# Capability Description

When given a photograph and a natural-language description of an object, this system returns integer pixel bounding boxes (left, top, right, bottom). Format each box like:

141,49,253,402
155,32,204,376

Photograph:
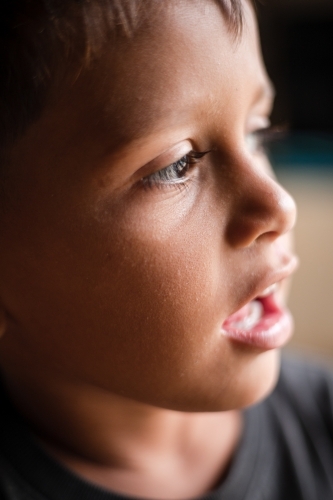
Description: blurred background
257,0,333,360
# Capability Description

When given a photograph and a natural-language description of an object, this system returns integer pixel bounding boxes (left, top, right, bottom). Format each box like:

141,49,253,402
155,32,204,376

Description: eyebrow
106,102,193,153
105,79,277,159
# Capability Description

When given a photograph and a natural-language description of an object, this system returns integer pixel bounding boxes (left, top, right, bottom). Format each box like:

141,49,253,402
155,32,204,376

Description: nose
225,163,297,248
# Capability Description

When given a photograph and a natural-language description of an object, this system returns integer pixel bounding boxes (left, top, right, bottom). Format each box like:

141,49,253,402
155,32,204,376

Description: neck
1,365,242,499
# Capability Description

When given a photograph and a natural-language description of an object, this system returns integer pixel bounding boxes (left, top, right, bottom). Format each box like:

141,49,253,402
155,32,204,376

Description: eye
246,131,263,154
142,150,210,190
245,125,283,155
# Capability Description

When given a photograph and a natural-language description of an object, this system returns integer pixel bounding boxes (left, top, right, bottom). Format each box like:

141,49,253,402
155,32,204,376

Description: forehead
40,0,270,158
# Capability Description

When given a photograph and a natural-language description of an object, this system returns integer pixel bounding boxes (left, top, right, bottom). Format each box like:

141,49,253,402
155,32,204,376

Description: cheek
79,201,280,411
94,187,225,334
92,205,225,363
1,189,226,390
0,185,280,411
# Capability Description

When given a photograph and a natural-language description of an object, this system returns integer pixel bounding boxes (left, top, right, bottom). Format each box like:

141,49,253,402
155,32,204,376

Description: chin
229,348,282,411
177,349,282,413
153,349,282,414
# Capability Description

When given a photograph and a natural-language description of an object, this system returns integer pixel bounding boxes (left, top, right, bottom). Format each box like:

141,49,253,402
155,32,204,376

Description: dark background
254,1,333,360
257,0,333,133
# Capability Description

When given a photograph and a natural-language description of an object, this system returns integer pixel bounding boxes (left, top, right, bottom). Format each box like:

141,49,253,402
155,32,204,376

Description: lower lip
221,294,293,350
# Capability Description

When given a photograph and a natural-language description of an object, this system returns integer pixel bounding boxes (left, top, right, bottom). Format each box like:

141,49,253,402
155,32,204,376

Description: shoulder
278,355,333,407
268,354,333,437
254,355,333,499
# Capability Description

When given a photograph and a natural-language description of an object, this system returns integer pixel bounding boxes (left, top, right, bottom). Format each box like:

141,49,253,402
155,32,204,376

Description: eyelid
135,141,194,180
141,149,211,190
147,150,210,178
247,116,271,133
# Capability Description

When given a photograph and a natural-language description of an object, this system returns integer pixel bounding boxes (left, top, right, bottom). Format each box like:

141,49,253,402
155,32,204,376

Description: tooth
258,283,277,298
233,301,263,330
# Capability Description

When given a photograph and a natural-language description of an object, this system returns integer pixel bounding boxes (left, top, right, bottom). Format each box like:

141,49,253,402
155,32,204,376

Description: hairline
0,0,246,172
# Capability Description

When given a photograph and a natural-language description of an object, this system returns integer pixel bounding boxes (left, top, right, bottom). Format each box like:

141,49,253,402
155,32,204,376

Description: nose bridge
225,163,297,248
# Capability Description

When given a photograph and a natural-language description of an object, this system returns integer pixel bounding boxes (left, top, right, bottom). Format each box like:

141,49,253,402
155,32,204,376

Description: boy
0,0,333,499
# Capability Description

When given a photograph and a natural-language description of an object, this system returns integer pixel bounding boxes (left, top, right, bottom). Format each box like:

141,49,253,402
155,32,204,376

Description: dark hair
0,0,244,160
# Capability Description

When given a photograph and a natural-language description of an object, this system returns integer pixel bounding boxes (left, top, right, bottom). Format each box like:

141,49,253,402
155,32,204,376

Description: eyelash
246,125,285,154
142,150,210,190
141,125,284,190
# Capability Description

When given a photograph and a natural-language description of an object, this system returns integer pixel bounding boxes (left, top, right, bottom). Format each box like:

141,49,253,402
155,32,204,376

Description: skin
0,1,297,498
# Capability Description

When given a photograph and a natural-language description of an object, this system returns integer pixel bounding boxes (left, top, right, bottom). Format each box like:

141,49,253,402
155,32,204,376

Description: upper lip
257,253,299,296
226,253,299,318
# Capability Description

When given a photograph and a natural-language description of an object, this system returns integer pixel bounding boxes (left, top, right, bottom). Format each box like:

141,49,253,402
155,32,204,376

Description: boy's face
0,0,297,411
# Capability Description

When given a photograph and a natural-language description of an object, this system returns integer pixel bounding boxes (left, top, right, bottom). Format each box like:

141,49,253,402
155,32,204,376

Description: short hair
0,0,244,161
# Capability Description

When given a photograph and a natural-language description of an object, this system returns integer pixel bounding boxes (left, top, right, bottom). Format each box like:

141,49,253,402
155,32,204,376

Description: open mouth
221,283,293,350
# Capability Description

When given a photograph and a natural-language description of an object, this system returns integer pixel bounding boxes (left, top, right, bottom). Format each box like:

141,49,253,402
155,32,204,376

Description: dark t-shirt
1,357,333,500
